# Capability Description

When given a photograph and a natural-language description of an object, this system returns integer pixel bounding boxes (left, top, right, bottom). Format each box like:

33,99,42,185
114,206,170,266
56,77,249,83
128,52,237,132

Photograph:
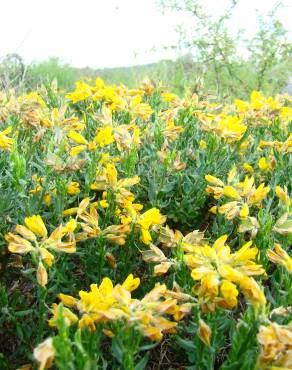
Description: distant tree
158,0,292,98
26,57,77,89
0,53,26,91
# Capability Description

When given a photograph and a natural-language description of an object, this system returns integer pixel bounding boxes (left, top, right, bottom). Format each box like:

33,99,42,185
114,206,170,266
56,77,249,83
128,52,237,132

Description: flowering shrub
0,79,291,369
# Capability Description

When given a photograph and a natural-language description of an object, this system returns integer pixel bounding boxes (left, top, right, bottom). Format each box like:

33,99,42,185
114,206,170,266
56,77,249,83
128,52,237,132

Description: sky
0,0,291,69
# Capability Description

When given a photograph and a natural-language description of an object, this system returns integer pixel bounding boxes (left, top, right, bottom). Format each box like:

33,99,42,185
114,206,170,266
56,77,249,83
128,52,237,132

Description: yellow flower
0,126,14,151
209,206,217,214
67,181,80,195
267,244,292,273
43,193,52,206
122,274,140,292
219,201,241,220
140,228,152,244
6,215,77,286
51,277,187,342
79,315,96,332
161,92,180,104
65,81,92,103
205,175,224,187
275,186,290,206
105,163,117,186
219,280,238,308
69,145,88,156
99,199,109,208
63,207,78,216
257,322,292,368
197,319,212,346
48,303,78,327
37,263,48,287
247,183,270,206
5,233,35,254
239,203,249,218
68,130,88,145
102,328,114,338
39,247,54,267
258,157,271,172
238,276,266,313
223,186,241,200
250,91,265,110
216,115,247,142
184,235,265,311
130,95,153,121
199,139,207,149
137,208,166,244
58,293,78,308
15,225,36,241
64,219,77,233
243,163,254,174
33,338,55,370
234,98,249,113
24,215,48,238
95,126,115,148
138,208,166,230
207,174,270,221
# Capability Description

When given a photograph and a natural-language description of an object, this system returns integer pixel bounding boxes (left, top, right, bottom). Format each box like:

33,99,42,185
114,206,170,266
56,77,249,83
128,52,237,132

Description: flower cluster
257,322,292,369
5,215,76,286
1,79,291,369
184,235,266,312
49,274,192,341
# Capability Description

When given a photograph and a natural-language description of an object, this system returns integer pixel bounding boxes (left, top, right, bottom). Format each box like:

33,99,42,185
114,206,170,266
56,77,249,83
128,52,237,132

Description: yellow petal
68,130,88,145
37,263,48,287
239,203,249,218
122,274,140,292
33,338,55,370
197,319,212,346
24,215,47,238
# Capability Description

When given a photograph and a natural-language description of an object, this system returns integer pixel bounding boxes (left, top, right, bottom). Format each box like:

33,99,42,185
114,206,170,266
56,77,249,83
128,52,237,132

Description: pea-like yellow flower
275,186,290,206
6,216,76,286
0,127,14,151
197,140,206,150
184,235,265,312
197,319,212,346
37,262,48,287
243,163,254,174
33,338,55,370
256,322,292,369
67,181,80,195
68,131,88,145
267,244,292,273
49,275,190,341
137,208,166,244
129,95,153,121
258,157,271,172
25,215,48,238
206,174,270,221
95,126,115,148
65,81,92,103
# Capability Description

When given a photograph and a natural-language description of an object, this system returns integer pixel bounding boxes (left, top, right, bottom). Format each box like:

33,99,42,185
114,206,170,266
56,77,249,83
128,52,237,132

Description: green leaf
134,352,150,370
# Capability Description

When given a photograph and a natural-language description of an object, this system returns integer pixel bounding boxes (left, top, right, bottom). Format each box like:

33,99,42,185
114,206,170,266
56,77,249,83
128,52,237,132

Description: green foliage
159,0,292,98
0,52,291,369
26,57,77,89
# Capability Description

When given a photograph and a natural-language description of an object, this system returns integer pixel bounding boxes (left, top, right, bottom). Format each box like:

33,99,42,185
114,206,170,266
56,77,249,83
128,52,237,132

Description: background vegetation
0,1,291,98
